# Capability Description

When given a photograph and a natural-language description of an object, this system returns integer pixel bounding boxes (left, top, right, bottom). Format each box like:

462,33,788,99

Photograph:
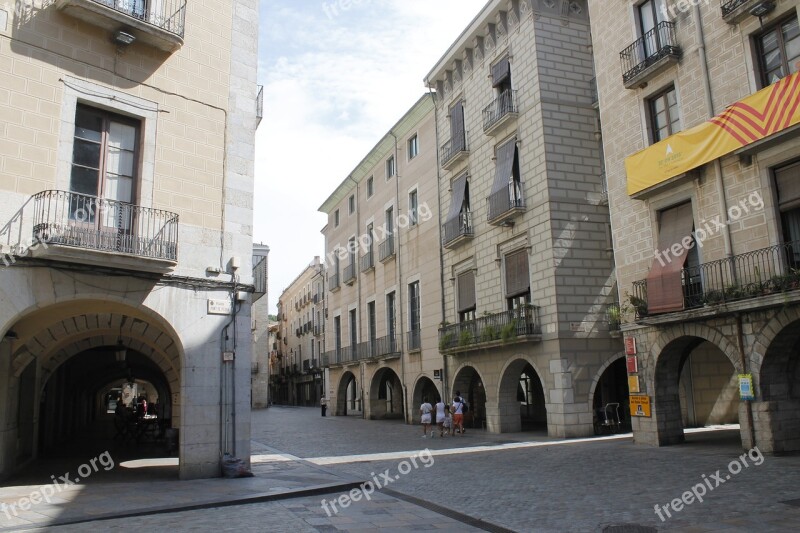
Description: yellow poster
629,395,651,417
626,72,800,195
627,375,640,393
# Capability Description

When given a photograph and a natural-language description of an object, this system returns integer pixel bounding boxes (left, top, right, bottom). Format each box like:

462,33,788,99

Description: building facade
274,257,325,406
425,0,622,438
589,0,800,452
0,0,260,479
319,95,445,422
251,243,270,408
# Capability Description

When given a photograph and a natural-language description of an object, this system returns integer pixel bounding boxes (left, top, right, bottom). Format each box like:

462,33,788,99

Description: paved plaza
1,406,799,531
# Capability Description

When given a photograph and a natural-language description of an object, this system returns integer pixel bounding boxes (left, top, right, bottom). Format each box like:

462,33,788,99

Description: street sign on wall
629,395,651,417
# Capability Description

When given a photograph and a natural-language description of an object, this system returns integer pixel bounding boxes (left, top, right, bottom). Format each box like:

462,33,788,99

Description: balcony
606,303,621,337
303,359,310,373
0,190,178,273
438,307,541,354
589,77,599,108
252,255,267,303
56,0,187,52
442,211,474,249
721,0,770,24
256,85,264,128
407,329,421,352
343,263,357,285
440,133,469,171
314,325,321,336
357,335,400,360
360,251,375,273
620,21,681,89
487,181,526,226
631,240,800,322
483,90,518,136
251,362,259,375
379,236,395,263
329,273,340,292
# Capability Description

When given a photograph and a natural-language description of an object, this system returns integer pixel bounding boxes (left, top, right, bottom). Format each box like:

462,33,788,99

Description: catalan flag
626,71,800,196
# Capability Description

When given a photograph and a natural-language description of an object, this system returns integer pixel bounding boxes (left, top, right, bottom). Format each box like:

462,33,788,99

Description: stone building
275,257,325,406
588,0,800,452
0,0,260,479
251,243,270,408
319,94,445,422
424,0,622,437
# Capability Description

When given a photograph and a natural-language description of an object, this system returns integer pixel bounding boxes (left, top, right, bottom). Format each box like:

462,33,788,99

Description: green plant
439,332,455,351
607,305,621,330
458,329,474,347
481,324,499,342
724,285,745,300
627,293,648,316
704,289,723,304
501,319,518,342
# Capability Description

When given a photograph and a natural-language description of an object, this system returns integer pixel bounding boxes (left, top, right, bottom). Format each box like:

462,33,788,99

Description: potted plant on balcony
626,293,648,317
704,289,723,305
439,331,455,352
481,324,499,343
458,329,474,347
500,319,518,343
607,305,621,333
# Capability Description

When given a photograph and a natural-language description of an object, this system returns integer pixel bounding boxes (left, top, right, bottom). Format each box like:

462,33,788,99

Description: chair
599,402,621,433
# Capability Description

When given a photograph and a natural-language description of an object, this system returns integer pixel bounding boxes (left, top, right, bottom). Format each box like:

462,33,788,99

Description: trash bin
321,403,327,417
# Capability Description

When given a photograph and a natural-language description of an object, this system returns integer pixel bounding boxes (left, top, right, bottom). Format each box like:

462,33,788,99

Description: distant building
251,243,270,408
589,0,800,452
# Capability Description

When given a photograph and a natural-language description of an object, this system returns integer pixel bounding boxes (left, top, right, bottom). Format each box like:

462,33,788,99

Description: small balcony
407,329,421,352
631,240,800,321
314,325,321,336
589,77,599,108
379,236,395,263
356,335,400,361
252,255,267,303
487,182,526,226
483,90,518,136
251,362,259,375
440,133,469,171
360,251,375,273
329,273,340,292
0,190,179,273
256,85,264,129
606,302,621,337
442,211,474,249
620,21,681,89
721,0,770,24
438,307,542,354
343,263,356,285
56,0,187,52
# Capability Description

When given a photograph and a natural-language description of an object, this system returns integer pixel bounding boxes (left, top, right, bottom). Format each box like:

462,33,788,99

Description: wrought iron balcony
487,181,526,225
252,255,267,303
407,329,421,351
632,240,800,319
303,359,311,373
442,211,474,249
56,0,187,52
0,190,178,272
620,21,681,89
721,0,769,24
360,250,375,272
606,302,621,333
357,335,400,360
440,132,469,171
438,307,541,353
589,77,598,108
483,90,518,135
251,362,259,374
256,85,264,128
343,263,356,285
329,273,340,291
379,236,395,262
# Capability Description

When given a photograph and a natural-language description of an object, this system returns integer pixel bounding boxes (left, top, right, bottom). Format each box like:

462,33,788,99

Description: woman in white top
434,399,446,437
419,396,433,437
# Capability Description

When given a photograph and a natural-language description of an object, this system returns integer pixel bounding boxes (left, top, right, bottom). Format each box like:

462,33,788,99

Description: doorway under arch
369,367,404,420
497,359,545,433
411,376,440,424
336,371,361,416
452,365,487,430
591,356,630,434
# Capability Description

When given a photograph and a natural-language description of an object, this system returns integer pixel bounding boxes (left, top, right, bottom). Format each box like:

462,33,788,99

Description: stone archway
411,375,440,424
589,354,629,434
497,358,546,433
369,367,404,420
451,365,487,431
336,371,360,416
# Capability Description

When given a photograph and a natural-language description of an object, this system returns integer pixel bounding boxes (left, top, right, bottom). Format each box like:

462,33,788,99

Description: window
367,222,374,256
334,316,341,353
637,0,668,57
647,86,681,143
368,301,376,342
492,55,511,94
386,291,396,340
408,135,419,159
504,249,530,309
71,105,139,225
349,195,355,214
385,206,394,236
367,176,374,198
449,100,466,151
349,309,357,348
408,189,418,226
334,209,339,227
489,138,522,220
775,161,800,265
457,270,476,322
386,155,395,179
408,281,420,333
756,15,800,87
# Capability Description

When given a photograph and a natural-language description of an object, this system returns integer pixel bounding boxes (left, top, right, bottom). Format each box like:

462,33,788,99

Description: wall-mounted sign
739,374,755,400
627,375,640,393
630,395,651,417
570,322,585,332
222,351,235,362
624,337,637,355
208,298,233,315
626,355,638,374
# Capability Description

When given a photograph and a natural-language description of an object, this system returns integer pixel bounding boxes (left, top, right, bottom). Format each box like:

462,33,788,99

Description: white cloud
254,0,486,312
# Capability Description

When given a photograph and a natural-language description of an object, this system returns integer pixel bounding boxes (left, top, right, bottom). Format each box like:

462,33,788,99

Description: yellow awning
626,72,800,196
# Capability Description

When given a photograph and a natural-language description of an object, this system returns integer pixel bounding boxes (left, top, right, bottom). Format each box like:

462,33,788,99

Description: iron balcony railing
589,77,598,106
442,211,473,247
620,21,680,85
90,0,187,37
632,240,800,317
379,236,395,261
407,329,421,351
31,190,178,261
343,263,356,284
303,359,310,373
439,131,468,168
251,362,259,374
256,85,264,128
488,181,526,222
360,250,375,272
358,335,399,359
721,0,755,17
438,307,541,351
329,273,340,291
606,302,621,331
483,90,518,132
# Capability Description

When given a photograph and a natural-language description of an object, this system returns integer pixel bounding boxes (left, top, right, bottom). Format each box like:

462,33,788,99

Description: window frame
754,13,800,89
646,85,681,144
386,155,396,180
349,194,355,215
408,280,420,333
334,209,340,227
407,134,419,160
408,188,418,227
366,176,374,198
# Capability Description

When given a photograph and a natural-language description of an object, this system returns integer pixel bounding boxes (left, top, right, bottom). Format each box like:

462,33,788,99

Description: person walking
452,394,465,435
420,396,433,438
434,397,446,437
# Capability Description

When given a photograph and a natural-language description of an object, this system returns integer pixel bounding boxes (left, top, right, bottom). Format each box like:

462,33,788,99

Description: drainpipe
388,129,408,423
694,4,753,448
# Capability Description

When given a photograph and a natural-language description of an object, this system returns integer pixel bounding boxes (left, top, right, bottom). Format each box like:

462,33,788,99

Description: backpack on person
461,401,469,414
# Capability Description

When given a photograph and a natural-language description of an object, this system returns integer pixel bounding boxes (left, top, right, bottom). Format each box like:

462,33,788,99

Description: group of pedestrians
419,391,467,438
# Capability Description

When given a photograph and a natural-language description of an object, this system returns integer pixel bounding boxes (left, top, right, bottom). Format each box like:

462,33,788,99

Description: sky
253,0,487,314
